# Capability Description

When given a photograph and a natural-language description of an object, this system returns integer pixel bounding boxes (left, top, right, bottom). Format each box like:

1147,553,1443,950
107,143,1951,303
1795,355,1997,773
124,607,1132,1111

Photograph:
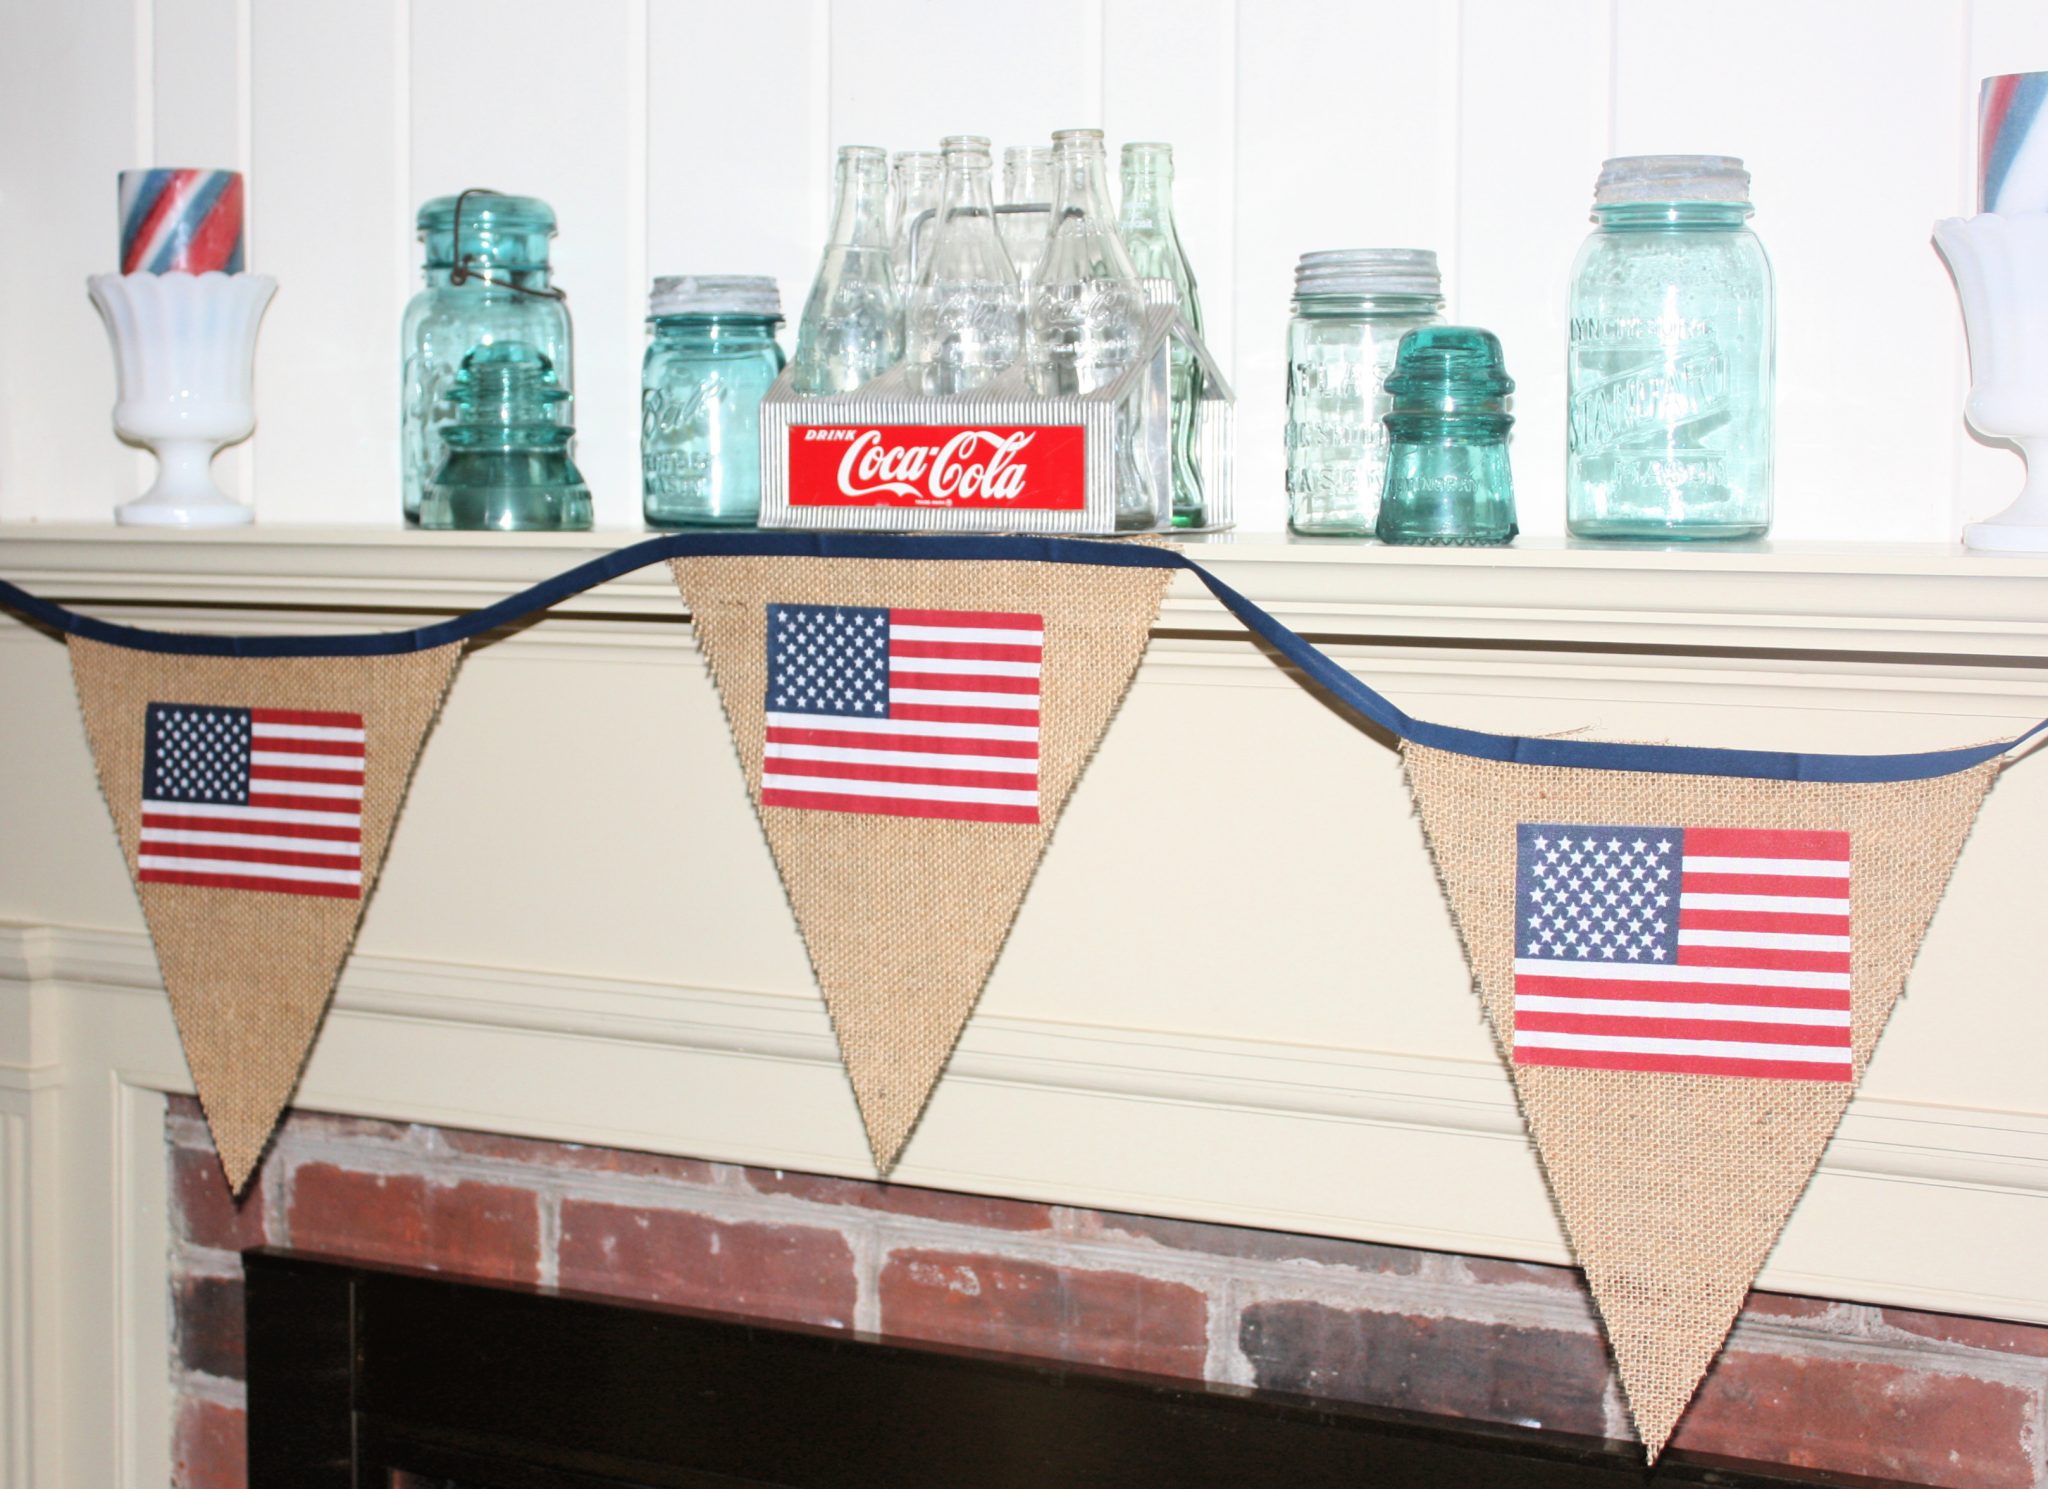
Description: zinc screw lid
649,275,782,318
1293,248,1442,298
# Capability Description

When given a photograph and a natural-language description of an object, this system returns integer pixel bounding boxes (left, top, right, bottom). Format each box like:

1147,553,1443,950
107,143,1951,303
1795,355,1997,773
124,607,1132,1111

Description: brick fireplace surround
166,1100,2045,1488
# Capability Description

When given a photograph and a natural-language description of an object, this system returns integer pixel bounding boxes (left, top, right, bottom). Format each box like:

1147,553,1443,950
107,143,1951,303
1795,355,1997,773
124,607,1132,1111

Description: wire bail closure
447,187,567,301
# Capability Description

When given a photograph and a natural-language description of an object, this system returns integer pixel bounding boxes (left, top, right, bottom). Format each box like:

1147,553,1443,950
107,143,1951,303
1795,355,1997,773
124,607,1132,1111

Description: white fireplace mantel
2,524,2046,1489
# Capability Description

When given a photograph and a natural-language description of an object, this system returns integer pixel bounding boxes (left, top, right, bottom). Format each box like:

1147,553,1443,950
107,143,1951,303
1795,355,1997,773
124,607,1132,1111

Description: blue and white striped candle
118,168,245,274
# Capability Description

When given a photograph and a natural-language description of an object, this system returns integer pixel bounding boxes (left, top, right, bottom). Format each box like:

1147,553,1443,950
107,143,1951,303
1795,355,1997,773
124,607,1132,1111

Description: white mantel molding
4,524,2048,658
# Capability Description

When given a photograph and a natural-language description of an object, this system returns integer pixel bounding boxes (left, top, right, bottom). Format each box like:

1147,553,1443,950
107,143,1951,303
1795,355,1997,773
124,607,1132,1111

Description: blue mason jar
1566,156,1774,540
401,193,573,525
641,276,785,528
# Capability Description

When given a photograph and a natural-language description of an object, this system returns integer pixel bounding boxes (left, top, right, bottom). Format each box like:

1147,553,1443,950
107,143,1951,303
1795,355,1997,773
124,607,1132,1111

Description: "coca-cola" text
787,424,1087,510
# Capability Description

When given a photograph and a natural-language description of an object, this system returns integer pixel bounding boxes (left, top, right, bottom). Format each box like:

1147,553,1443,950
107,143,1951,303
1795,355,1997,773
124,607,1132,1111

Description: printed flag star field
762,604,1043,824
1512,824,1854,1081
138,703,366,899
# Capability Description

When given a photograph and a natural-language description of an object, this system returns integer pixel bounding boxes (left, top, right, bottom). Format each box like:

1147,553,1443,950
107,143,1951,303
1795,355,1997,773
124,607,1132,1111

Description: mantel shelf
3,523,2046,660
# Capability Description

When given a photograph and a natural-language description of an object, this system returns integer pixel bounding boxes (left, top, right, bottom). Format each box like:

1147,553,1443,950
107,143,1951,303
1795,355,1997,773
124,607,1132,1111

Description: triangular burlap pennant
674,553,1170,1172
68,636,462,1191
1402,741,2000,1459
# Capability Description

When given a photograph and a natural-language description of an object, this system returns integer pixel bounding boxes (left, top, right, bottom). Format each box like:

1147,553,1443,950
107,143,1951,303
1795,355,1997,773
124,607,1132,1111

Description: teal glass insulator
419,342,591,531
1375,325,1517,547
642,276,785,528
401,192,573,524
1566,156,1774,541
1285,250,1444,536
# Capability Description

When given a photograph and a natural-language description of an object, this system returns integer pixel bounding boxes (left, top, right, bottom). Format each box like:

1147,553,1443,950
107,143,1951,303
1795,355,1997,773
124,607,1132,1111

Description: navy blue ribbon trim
3,531,2039,785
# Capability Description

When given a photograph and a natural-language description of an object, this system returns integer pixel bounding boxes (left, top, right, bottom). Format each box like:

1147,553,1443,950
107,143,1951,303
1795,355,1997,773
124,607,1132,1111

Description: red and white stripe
1513,827,1853,1082
762,608,1042,825
138,709,365,900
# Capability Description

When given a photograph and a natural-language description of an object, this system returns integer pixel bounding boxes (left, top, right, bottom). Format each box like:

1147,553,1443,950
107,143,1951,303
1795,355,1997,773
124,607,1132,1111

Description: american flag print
1512,824,1853,1082
761,604,1043,825
137,704,366,900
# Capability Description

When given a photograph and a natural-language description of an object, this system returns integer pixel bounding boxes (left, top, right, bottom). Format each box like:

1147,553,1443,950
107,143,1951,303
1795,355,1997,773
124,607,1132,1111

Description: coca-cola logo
788,424,1087,510
838,428,1032,503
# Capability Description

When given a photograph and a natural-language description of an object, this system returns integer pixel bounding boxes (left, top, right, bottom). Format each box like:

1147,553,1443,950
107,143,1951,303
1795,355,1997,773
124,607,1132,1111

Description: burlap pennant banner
672,552,1172,1172
67,635,461,1190
1402,741,2002,1457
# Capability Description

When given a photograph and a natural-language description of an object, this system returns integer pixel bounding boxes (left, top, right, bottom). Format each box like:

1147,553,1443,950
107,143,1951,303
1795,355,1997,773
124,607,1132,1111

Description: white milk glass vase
88,269,276,526
1935,211,2048,553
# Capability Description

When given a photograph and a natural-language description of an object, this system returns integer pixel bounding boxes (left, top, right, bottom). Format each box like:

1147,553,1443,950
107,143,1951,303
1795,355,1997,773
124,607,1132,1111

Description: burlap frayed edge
67,640,466,1192
673,554,1174,1173
1397,739,2012,1458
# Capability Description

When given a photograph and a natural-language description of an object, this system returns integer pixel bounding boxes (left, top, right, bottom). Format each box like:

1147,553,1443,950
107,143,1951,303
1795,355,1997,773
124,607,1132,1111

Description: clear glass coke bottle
1118,141,1206,526
792,146,903,396
906,137,1022,395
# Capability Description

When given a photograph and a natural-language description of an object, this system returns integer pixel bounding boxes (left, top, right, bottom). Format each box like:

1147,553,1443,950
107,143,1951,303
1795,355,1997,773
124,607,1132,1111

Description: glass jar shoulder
1569,221,1771,294
644,321,785,382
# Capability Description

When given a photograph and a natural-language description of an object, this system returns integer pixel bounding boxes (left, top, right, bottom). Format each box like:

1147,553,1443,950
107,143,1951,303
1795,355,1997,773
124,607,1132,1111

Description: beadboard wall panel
247,0,406,523
1610,2,1968,545
1452,0,1610,523
0,0,143,523
6,2,2048,531
647,0,828,343
1101,0,1238,373
409,0,646,528
1230,2,1460,524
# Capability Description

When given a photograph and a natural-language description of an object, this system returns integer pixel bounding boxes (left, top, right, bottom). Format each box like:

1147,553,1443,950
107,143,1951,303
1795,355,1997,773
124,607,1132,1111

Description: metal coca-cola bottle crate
758,306,1233,534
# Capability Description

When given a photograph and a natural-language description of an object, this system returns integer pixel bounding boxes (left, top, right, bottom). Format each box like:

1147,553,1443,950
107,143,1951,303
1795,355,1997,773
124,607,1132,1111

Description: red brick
1238,1299,1611,1438
441,1128,716,1185
174,1273,245,1380
878,1248,1208,1378
1068,1210,1422,1273
1672,1348,2037,1487
745,1168,1052,1231
171,1146,267,1253
173,1398,245,1489
558,1201,857,1328
286,1164,540,1283
1877,1306,2048,1360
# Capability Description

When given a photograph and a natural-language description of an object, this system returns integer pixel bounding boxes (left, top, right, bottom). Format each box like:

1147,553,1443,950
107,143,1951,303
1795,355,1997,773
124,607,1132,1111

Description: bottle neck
938,153,999,227
1120,155,1177,233
831,159,892,248
1051,141,1119,228
1004,150,1055,205
1592,200,1752,233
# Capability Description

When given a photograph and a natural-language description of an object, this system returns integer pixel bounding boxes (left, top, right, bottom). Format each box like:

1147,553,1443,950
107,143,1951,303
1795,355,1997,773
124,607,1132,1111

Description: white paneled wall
4,0,2048,536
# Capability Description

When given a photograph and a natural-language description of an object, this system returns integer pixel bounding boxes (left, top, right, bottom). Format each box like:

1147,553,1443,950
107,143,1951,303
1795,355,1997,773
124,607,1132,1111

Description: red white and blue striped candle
118,168,245,274
1980,73,2048,214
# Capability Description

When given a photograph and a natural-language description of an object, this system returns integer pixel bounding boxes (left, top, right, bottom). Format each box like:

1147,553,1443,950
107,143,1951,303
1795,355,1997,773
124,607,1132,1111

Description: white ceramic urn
87,270,277,526
1934,211,2048,553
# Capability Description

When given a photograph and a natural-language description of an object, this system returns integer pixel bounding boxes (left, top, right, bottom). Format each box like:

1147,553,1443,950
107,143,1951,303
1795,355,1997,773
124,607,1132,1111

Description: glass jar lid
1593,155,1750,205
417,192,556,270
649,275,782,318
1293,248,1441,299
